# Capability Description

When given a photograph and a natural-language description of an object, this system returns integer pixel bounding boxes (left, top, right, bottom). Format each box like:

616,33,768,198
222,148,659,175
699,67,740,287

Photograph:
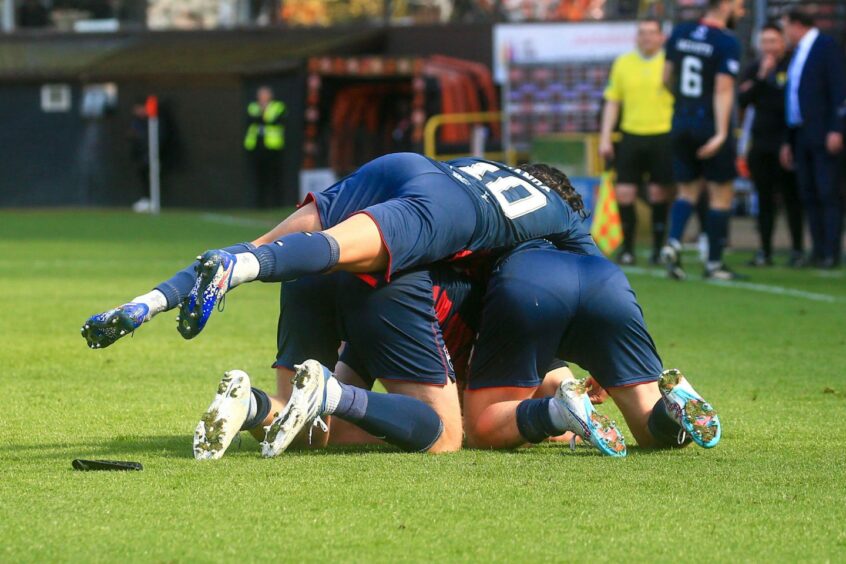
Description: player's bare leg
381,378,463,453
607,369,721,449
463,386,538,449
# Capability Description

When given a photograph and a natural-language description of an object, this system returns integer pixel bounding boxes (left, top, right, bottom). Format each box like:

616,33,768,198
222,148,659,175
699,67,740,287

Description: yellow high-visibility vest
244,100,286,151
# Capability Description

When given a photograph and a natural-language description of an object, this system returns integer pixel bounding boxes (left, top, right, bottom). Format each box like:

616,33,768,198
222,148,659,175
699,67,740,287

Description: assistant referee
599,17,675,265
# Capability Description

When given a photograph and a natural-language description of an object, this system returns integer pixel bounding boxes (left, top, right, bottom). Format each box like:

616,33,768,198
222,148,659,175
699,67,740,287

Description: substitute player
463,240,721,451
599,17,675,265
81,154,592,349
660,0,746,280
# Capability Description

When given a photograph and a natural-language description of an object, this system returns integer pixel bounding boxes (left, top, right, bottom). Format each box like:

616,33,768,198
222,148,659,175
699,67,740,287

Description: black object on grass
72,459,143,471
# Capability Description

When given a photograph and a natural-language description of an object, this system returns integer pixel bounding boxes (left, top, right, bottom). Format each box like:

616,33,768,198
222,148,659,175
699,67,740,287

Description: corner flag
590,172,622,256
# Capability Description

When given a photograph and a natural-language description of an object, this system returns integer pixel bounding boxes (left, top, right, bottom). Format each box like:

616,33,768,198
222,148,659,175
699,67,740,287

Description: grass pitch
1,210,845,562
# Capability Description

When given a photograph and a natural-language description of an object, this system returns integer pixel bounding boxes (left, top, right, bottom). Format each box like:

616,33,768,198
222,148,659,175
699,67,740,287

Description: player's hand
585,376,608,404
780,143,794,170
696,134,727,160
757,54,776,79
826,132,843,155
598,137,614,160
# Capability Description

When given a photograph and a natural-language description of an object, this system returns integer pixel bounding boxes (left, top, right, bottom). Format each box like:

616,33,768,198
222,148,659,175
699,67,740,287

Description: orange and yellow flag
590,172,623,256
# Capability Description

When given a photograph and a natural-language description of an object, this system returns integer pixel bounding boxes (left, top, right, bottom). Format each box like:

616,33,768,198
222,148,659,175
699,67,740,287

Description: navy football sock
647,398,691,448
668,200,694,244
331,382,443,452
515,398,562,444
706,209,730,264
155,242,255,309
241,387,272,431
250,232,340,283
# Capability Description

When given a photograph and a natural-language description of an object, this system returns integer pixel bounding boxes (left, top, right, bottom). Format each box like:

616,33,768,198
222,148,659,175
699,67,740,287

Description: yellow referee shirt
604,50,673,135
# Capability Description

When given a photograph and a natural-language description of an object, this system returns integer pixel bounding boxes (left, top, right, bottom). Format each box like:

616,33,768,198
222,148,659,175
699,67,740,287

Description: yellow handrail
423,111,506,162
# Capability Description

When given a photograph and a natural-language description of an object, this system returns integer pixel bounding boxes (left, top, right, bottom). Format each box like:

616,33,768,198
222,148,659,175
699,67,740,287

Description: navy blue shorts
468,245,663,390
671,122,737,183
305,153,478,279
274,267,479,387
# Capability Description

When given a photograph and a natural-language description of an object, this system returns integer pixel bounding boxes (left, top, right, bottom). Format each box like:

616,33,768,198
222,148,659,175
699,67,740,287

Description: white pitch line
622,266,845,304
199,213,277,229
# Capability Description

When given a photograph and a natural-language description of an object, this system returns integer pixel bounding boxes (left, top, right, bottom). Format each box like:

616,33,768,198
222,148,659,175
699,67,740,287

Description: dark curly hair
520,163,586,217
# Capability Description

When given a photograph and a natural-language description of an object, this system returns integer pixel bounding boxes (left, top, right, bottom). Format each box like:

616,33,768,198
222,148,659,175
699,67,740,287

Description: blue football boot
554,378,627,457
81,303,149,349
658,369,721,448
177,249,236,340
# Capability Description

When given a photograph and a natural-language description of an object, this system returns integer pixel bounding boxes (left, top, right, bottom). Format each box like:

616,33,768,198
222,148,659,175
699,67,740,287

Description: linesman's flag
590,172,622,256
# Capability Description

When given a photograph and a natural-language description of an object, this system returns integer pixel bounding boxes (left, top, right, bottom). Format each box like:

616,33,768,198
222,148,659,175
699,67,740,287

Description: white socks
323,375,343,416
231,252,261,287
130,290,168,321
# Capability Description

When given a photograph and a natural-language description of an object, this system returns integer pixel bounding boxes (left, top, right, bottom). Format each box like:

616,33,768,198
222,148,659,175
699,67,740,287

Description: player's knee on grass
382,379,462,453
463,386,537,449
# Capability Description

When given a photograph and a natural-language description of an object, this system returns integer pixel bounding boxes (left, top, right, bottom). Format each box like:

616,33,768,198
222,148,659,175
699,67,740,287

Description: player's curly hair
521,163,586,218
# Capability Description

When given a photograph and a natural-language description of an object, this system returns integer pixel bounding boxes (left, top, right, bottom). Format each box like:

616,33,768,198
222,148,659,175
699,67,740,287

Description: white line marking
622,266,845,304
199,213,276,229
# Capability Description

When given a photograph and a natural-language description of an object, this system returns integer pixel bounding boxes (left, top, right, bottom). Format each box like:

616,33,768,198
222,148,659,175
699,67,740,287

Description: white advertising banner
493,22,638,83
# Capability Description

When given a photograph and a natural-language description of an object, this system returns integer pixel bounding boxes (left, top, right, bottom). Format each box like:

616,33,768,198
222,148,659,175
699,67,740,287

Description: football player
81,154,592,349
463,240,721,451
661,0,746,280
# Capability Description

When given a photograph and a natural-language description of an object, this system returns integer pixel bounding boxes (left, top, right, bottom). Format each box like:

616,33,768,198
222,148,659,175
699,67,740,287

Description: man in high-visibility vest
245,86,286,207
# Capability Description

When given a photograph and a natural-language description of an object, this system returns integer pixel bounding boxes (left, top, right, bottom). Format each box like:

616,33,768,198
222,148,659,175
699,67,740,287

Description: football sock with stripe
154,242,256,310
706,209,730,265
326,377,443,452
619,203,636,254
647,398,691,448
516,398,566,444
247,232,341,283
241,387,272,431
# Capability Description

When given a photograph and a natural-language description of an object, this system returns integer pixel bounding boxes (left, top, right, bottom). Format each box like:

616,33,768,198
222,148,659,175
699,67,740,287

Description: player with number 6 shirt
661,0,746,281
81,152,596,349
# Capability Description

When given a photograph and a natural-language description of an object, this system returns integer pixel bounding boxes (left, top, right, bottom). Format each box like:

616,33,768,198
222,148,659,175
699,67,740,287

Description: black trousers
793,132,843,262
251,149,282,208
748,146,803,256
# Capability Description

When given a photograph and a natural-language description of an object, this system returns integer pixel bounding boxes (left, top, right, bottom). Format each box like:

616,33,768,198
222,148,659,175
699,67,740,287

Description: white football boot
193,370,251,460
261,360,330,458
658,369,721,448
554,379,627,457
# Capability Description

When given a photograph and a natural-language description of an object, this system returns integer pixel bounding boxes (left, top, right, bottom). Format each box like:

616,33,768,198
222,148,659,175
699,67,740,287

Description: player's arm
663,60,674,91
696,74,735,159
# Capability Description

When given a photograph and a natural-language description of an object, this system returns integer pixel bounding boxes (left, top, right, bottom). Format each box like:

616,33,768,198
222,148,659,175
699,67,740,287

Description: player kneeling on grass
81,153,590,349
193,265,620,459
462,241,721,451
193,267,472,459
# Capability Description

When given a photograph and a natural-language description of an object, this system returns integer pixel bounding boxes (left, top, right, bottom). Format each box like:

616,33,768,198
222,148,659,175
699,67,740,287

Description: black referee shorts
615,132,674,186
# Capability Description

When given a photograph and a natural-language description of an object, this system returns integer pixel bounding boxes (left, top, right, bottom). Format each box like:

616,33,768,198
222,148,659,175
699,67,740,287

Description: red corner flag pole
145,95,161,215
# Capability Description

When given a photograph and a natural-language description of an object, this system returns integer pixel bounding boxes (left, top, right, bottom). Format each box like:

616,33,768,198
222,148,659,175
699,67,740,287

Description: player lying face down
463,240,721,452
81,153,591,350
192,266,477,458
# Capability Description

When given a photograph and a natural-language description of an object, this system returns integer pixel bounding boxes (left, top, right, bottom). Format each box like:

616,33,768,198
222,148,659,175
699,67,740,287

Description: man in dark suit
781,9,846,268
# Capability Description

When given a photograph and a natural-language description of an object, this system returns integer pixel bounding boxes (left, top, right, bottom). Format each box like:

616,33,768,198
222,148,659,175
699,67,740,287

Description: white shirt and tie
786,27,820,126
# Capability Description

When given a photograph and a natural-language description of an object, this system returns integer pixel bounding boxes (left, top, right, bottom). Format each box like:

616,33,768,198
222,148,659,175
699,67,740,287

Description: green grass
2,210,845,562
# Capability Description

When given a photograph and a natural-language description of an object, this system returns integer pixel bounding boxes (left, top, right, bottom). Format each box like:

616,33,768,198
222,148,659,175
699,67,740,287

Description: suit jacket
791,33,846,143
